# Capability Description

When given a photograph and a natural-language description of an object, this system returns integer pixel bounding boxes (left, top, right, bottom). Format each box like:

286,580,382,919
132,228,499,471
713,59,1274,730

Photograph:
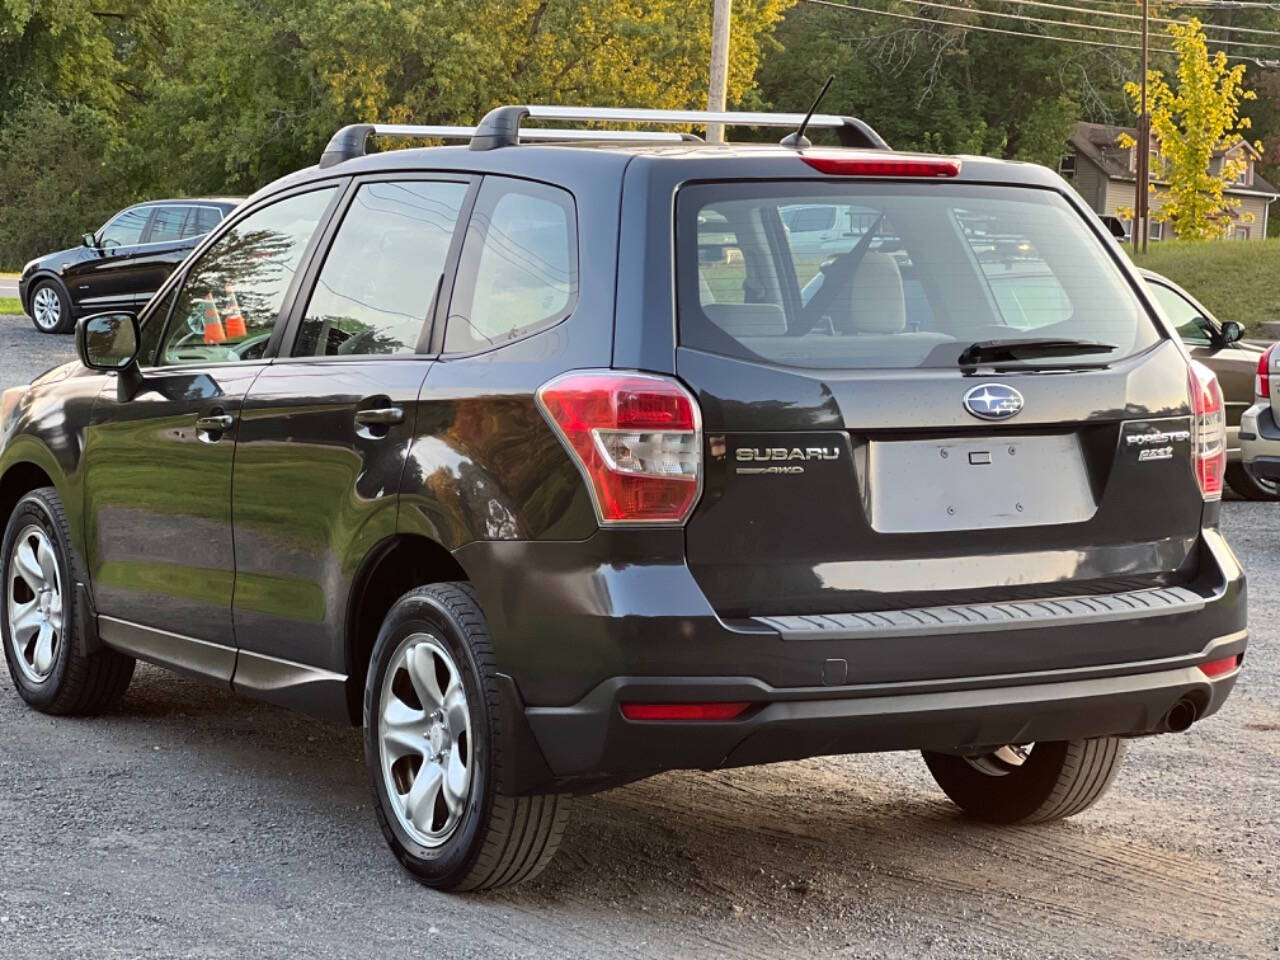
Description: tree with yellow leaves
1119,18,1257,240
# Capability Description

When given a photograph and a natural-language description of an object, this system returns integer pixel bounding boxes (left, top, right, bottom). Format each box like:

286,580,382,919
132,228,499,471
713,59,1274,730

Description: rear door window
182,206,224,239
293,180,468,357
144,206,188,244
443,177,578,354
678,183,1158,370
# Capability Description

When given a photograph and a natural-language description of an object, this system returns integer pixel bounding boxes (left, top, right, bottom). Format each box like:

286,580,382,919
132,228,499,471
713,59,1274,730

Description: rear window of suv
677,182,1159,370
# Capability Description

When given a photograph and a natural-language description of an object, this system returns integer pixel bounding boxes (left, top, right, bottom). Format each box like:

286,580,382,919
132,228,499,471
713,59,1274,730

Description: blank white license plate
867,434,1096,533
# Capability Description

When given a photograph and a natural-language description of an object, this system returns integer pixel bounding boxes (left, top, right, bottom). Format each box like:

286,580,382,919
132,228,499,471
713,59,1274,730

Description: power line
982,0,1280,38
801,0,1280,62
895,0,1280,48
802,0,1182,51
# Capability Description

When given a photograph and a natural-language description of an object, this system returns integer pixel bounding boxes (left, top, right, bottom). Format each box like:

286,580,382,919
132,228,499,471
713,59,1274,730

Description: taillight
1188,360,1226,501
1255,343,1276,398
800,152,961,177
536,371,702,525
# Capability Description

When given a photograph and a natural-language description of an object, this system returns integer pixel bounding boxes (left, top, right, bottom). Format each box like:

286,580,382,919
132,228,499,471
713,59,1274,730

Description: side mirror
82,233,98,248
76,312,140,371
1220,320,1244,345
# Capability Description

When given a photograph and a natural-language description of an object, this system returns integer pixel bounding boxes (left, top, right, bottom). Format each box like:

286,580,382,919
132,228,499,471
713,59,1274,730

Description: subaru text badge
963,383,1024,421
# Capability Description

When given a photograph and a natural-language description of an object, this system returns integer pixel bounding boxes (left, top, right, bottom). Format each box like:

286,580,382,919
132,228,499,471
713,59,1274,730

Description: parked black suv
18,197,241,334
0,106,1247,891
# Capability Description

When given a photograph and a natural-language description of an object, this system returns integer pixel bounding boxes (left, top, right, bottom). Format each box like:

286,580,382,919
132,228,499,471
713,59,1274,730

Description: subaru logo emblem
963,383,1024,421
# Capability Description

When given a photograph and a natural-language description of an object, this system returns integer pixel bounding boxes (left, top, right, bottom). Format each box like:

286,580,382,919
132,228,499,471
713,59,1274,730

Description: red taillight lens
800,152,961,178
537,371,702,525
1256,343,1275,398
1188,360,1226,501
1198,655,1241,678
621,702,750,721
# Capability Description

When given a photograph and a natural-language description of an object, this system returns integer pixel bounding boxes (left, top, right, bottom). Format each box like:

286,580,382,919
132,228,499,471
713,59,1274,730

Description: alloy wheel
31,286,63,332
378,632,474,847
6,525,63,684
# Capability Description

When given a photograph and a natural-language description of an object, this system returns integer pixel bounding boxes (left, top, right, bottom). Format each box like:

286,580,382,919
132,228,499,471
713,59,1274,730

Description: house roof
1069,121,1279,197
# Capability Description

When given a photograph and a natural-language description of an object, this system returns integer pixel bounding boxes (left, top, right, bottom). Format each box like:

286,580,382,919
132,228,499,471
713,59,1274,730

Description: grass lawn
1126,238,1280,333
0,297,23,315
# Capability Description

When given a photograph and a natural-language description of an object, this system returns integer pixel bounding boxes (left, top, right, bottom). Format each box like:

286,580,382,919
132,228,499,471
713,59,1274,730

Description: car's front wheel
922,737,1126,824
364,582,570,891
2,487,135,713
28,280,74,334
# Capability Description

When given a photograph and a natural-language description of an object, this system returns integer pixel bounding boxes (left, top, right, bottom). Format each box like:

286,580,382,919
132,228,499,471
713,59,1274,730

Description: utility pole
707,0,732,143
1135,0,1151,254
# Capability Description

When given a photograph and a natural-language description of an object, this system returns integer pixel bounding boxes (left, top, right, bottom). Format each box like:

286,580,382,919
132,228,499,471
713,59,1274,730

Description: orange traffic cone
202,292,226,344
223,282,247,339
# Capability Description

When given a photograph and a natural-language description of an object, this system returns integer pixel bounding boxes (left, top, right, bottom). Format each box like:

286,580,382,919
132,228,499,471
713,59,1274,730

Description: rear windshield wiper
957,338,1117,366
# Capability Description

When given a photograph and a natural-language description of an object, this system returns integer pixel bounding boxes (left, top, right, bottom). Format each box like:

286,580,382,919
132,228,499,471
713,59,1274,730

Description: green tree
1120,18,1257,240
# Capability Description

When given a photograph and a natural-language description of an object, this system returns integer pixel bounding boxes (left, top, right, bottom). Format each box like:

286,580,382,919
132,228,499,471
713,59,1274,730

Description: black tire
1,487,134,714
922,738,1126,824
363,582,570,891
28,279,74,334
1225,462,1280,501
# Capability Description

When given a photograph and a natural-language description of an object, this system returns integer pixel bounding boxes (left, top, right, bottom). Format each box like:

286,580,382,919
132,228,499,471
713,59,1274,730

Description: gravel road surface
0,315,1276,959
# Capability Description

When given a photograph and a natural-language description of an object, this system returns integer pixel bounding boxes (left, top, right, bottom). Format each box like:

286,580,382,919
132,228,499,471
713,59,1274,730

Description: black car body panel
19,198,240,319
0,140,1246,796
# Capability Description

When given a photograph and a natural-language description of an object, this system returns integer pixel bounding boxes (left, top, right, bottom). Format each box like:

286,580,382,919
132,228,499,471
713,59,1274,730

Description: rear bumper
524,634,1243,788
456,526,1246,793
1240,402,1280,479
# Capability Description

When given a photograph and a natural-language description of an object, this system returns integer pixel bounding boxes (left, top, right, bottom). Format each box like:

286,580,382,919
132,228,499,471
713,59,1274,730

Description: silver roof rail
319,122,697,168
470,105,889,151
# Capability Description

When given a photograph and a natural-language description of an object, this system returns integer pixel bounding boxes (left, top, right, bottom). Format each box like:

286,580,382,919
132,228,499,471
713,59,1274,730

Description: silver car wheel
32,286,63,331
378,631,474,848
6,525,63,684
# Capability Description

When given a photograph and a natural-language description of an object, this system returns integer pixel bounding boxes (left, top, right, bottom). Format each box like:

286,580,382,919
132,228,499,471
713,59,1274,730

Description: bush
0,96,134,269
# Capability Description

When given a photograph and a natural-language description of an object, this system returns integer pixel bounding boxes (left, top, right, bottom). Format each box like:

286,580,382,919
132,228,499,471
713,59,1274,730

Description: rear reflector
537,371,702,525
1188,360,1226,501
1198,655,1241,678
801,152,961,178
621,702,751,722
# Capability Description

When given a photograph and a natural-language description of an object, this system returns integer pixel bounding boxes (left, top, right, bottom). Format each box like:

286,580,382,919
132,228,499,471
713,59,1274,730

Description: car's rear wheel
2,487,135,714
922,737,1125,824
364,582,570,891
29,280,73,334
1225,462,1280,501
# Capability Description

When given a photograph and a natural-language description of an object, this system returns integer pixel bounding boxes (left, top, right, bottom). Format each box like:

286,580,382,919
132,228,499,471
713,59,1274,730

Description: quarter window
158,188,335,367
444,178,577,354
99,207,151,248
294,180,467,357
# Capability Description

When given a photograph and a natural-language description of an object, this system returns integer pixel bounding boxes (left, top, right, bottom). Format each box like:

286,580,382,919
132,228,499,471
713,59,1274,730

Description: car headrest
847,252,906,335
702,303,787,338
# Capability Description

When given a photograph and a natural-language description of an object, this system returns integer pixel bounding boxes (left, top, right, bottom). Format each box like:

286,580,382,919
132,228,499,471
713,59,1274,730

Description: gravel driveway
0,314,1276,959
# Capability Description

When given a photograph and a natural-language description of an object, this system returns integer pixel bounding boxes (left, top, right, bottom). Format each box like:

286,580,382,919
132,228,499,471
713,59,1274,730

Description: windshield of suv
677,182,1159,370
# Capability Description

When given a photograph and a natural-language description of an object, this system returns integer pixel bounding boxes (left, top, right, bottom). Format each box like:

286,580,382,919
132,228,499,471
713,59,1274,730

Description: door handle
195,414,235,432
355,407,405,427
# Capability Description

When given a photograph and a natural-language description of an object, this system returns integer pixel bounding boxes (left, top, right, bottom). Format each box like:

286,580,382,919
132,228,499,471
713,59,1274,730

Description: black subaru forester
0,106,1247,891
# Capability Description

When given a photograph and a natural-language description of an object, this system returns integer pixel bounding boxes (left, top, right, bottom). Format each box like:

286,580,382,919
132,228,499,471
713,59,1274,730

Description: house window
1234,162,1252,187
1149,220,1163,242
1234,226,1251,240
1058,154,1076,179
